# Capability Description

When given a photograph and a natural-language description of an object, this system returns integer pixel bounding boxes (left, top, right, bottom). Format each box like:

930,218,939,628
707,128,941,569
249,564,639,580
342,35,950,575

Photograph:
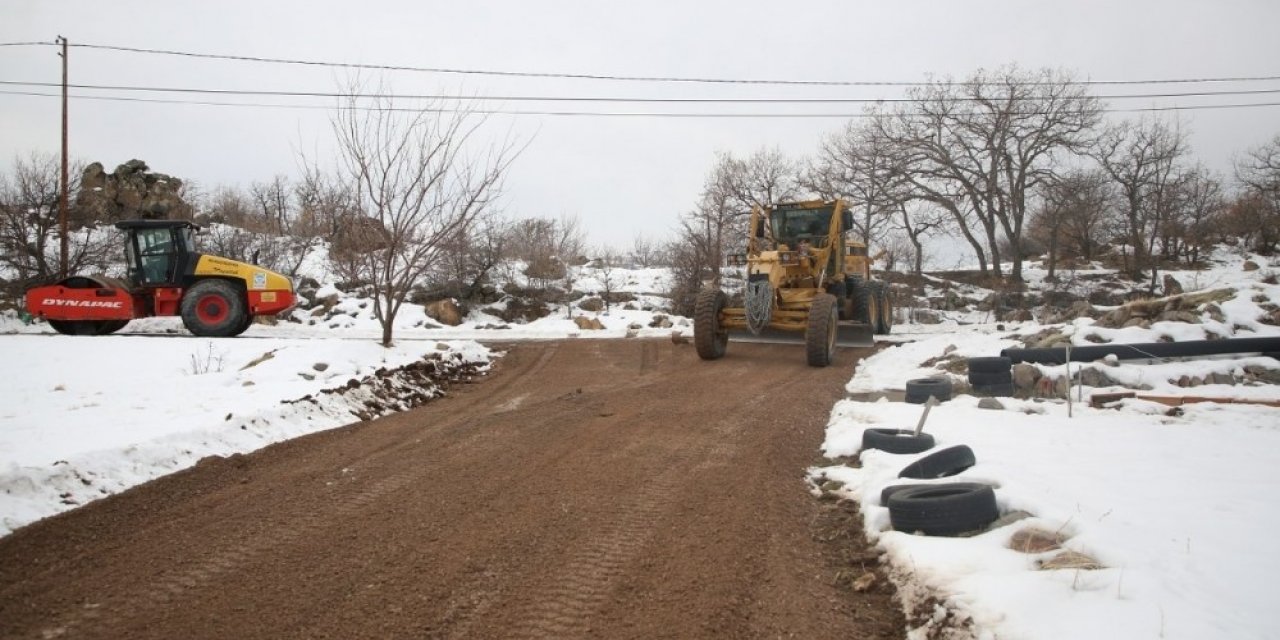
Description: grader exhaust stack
693,200,892,367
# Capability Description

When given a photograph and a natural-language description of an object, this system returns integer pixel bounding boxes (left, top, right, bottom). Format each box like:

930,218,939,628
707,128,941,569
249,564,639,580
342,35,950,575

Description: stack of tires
966,356,1014,397
861,431,998,537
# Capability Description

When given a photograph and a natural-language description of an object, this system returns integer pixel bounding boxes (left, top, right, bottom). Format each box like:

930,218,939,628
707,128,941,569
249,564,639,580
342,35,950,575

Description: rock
578,297,605,312
1012,363,1042,391
1009,527,1067,554
1162,274,1184,296
913,309,943,324
987,509,1033,530
1122,318,1151,329
648,314,673,329
424,299,464,326
977,398,1005,410
670,331,690,345
1210,372,1235,386
1038,550,1104,571
1244,365,1280,385
1001,308,1033,322
1243,260,1260,272
628,323,644,330
1177,375,1191,388
573,315,604,330
1079,367,1120,388
312,362,330,372
1156,309,1201,324
74,159,193,223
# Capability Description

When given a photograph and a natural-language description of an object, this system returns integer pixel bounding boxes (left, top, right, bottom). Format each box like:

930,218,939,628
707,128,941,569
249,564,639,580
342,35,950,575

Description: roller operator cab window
136,227,177,285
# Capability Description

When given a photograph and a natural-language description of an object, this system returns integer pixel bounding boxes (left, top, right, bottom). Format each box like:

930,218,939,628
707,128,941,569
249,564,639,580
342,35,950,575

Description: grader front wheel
806,293,839,367
694,288,728,360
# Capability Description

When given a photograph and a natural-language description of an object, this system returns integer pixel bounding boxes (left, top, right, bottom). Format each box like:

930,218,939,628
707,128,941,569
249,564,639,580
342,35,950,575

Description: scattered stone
628,323,643,330
648,315,674,329
1038,550,1104,571
852,572,878,592
298,372,315,381
1012,363,1042,391
977,398,1005,410
1210,372,1235,386
424,299,464,326
1243,260,1260,272
1079,367,1121,388
671,331,690,345
1009,527,1067,554
312,362,330,372
573,316,604,330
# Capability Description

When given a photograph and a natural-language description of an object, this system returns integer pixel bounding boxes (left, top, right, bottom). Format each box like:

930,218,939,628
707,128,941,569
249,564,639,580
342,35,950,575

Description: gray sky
3,0,1279,250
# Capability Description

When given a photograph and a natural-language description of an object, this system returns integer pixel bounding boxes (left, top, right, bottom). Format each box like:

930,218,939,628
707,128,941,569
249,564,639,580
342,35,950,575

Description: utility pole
57,35,69,279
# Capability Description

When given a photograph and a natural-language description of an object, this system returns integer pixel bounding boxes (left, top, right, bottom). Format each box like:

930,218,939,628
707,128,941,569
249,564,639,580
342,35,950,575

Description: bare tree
1091,117,1189,286
629,233,665,268
594,245,621,313
319,87,518,346
879,66,1102,281
714,147,802,214
1033,169,1113,279
0,153,117,295
429,211,508,299
1234,133,1280,253
807,119,902,246
894,201,947,275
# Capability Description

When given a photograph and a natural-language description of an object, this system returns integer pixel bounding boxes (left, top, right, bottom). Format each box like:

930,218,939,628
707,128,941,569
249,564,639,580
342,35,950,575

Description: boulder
648,315,673,329
913,309,943,324
1079,367,1122,388
1243,260,1260,272
1162,274,1184,297
977,398,1005,410
578,297,605,312
74,159,192,222
1012,363,1042,391
573,315,604,330
424,299,464,326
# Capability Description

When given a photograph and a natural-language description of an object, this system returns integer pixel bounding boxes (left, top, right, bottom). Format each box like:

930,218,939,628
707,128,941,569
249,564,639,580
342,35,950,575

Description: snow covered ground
818,251,1280,639
3,243,1279,639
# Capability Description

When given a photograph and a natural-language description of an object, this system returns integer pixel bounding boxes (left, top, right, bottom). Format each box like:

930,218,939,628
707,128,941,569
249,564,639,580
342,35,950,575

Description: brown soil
0,339,905,639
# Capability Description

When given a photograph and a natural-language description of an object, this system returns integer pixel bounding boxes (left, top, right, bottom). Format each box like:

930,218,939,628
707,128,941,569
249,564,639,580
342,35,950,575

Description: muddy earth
0,340,904,639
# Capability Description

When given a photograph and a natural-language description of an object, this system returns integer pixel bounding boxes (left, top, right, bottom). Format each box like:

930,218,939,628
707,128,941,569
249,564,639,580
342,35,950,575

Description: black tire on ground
229,314,255,337
875,283,893,335
693,288,728,361
887,482,999,536
904,377,952,404
806,293,839,367
850,276,872,325
879,483,934,506
48,320,100,336
967,356,1013,374
898,444,977,479
96,320,130,335
181,279,248,338
861,428,935,455
972,382,1016,397
967,370,1014,387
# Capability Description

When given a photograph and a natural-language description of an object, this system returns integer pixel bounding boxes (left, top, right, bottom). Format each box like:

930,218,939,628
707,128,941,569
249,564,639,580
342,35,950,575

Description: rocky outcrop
425,299,464,326
76,160,192,222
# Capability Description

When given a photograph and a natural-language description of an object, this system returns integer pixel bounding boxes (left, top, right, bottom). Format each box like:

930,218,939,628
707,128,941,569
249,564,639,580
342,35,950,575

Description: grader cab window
770,206,834,246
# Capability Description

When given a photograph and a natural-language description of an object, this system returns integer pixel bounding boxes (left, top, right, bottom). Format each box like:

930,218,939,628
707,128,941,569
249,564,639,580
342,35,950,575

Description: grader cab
694,199,892,367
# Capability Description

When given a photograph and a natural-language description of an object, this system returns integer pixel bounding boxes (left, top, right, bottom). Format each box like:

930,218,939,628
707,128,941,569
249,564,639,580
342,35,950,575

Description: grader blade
728,322,873,348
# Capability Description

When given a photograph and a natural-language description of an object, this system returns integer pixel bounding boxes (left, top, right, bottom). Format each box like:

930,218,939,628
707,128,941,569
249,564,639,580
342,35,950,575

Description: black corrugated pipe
1000,337,1280,365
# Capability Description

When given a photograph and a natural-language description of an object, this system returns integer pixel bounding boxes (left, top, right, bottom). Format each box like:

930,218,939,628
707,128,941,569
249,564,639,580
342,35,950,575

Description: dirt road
0,339,903,639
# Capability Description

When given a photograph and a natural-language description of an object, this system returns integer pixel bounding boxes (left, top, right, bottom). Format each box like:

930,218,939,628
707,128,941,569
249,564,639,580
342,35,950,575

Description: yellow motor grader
694,199,892,367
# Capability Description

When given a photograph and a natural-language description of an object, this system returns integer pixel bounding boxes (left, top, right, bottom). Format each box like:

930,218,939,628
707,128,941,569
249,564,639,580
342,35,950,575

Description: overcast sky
3,0,1278,252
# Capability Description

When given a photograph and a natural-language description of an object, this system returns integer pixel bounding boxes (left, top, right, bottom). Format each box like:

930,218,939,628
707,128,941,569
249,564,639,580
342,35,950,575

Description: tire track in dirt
19,343,566,640
1,340,906,640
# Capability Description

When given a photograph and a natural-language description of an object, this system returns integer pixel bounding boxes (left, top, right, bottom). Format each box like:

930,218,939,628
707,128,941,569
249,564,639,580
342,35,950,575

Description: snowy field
818,253,1280,639
3,248,1279,639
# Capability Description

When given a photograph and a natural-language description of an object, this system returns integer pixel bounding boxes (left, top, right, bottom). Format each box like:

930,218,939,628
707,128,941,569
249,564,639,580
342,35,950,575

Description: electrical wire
3,79,1280,103
3,88,1278,118
2,40,1279,87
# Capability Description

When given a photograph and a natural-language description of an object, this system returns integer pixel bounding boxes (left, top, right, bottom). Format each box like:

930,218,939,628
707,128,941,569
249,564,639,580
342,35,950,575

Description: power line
3,40,1279,87
3,79,1280,103
4,88,1279,118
